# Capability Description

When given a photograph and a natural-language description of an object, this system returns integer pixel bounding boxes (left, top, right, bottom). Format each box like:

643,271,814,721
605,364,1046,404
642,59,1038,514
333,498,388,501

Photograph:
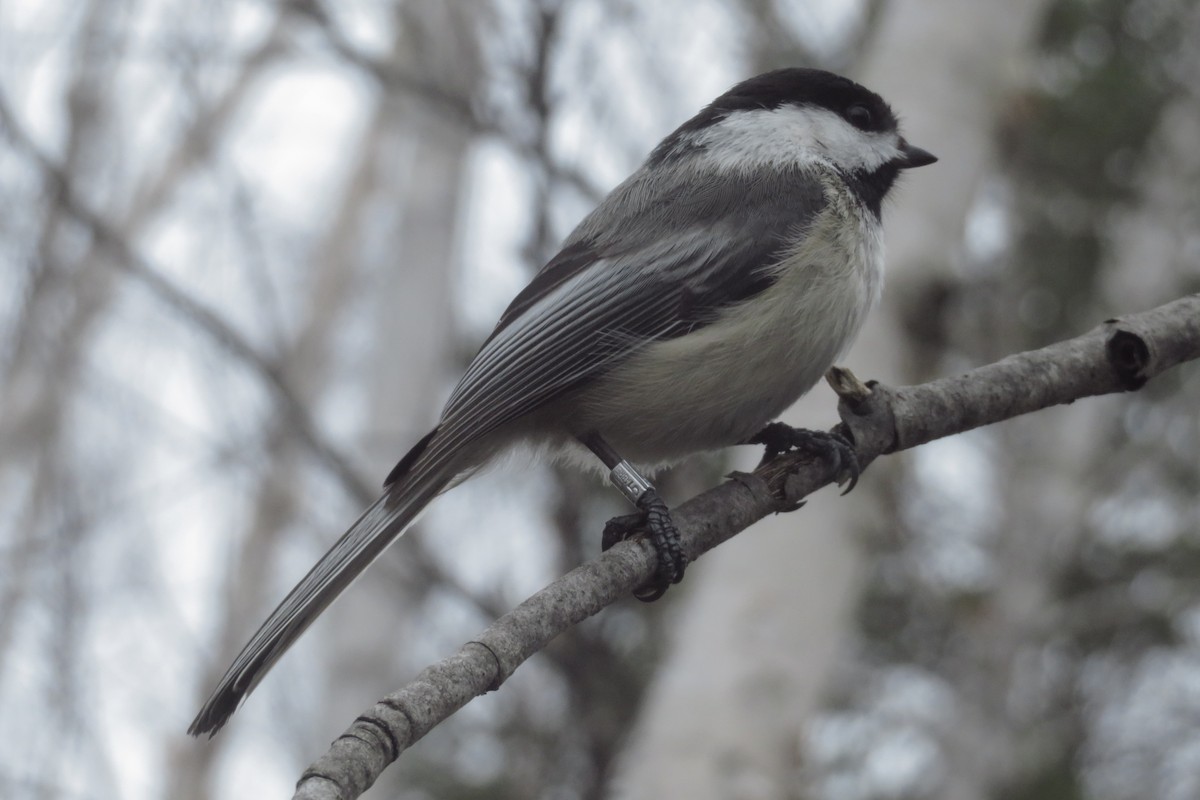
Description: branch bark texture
294,294,1200,799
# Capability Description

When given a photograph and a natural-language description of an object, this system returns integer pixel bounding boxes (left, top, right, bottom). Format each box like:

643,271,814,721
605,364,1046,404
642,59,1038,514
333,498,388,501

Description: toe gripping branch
602,463,687,602
581,433,687,602
745,421,862,496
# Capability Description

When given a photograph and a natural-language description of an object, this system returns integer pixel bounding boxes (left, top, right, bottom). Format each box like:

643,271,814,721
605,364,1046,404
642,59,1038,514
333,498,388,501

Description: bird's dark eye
845,104,873,130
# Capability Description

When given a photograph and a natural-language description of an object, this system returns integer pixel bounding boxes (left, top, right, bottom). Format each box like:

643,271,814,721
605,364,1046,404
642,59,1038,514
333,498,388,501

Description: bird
189,67,936,736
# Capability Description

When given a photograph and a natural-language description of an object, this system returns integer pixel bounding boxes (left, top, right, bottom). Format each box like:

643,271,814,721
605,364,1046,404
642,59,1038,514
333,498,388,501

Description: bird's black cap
649,68,900,165
701,68,898,133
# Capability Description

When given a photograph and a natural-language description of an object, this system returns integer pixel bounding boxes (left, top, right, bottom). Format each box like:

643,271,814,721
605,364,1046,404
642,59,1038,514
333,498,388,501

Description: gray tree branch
292,293,1200,799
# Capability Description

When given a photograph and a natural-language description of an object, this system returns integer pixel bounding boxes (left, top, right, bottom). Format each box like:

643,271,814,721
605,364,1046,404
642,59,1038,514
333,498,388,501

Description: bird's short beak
896,139,937,169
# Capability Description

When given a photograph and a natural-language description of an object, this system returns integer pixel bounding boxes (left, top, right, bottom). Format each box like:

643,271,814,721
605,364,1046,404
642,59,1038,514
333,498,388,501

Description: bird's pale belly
572,246,879,466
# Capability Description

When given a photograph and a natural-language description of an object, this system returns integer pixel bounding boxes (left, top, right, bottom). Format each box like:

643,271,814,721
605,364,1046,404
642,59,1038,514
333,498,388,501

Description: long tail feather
188,462,453,737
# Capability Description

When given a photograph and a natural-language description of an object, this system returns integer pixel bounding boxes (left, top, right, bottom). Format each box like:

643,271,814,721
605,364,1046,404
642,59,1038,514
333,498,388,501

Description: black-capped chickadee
190,67,936,736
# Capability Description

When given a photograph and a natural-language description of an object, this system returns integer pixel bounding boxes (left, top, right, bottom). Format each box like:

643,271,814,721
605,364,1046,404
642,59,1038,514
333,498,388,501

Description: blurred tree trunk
612,2,1048,797
0,6,128,796
317,0,483,784
794,3,1200,798
854,8,1048,797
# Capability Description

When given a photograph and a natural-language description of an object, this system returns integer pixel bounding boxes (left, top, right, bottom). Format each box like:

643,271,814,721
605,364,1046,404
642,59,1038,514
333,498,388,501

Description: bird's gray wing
418,167,828,463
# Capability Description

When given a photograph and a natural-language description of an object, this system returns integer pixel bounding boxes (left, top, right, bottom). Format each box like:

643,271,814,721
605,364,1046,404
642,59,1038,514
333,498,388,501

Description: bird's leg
580,432,687,602
743,421,862,494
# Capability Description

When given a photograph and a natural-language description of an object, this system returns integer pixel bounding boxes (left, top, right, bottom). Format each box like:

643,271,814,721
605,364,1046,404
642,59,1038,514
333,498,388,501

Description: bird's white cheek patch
695,106,901,173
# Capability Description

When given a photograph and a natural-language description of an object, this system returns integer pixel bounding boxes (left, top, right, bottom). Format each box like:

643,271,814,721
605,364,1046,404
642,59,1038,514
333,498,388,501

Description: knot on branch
1105,328,1151,390
829,369,899,458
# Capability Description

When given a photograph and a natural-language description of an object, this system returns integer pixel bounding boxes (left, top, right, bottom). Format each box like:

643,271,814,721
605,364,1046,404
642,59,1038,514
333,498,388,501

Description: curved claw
747,422,861,493
637,494,686,601
602,512,643,552
601,489,687,602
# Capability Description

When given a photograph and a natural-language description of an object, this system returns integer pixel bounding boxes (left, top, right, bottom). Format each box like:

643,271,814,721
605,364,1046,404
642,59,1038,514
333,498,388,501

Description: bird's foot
745,422,861,494
601,488,687,602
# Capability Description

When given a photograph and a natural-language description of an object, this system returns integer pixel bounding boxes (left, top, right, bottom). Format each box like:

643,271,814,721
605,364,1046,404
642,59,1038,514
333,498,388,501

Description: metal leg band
609,460,653,506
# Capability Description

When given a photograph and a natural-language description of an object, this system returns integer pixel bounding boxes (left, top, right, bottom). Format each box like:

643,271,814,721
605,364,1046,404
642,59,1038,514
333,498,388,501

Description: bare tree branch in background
291,294,1200,800
168,63,396,798
297,0,606,203
0,0,594,515
0,97,377,502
